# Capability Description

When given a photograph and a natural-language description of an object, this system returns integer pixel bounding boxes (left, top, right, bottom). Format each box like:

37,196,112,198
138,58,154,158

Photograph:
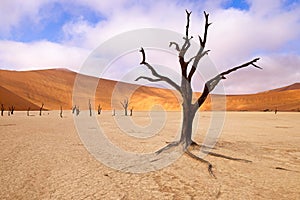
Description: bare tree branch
140,48,146,64
138,48,181,92
175,10,194,78
135,76,161,82
185,9,192,37
199,11,211,48
169,42,180,52
193,58,261,110
187,50,210,81
187,11,211,82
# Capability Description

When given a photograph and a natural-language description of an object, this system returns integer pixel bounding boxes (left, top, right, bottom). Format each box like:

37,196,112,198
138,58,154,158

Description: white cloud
0,0,299,93
0,40,89,70
0,0,51,36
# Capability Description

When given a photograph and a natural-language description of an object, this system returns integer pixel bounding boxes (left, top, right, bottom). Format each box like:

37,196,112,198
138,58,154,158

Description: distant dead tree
1,104,4,116
8,107,11,116
112,108,115,116
89,99,92,116
72,105,76,114
136,10,260,177
98,104,102,115
11,106,15,115
76,106,80,116
39,103,44,116
275,107,278,114
60,106,63,118
120,98,129,116
130,107,133,116
27,107,30,116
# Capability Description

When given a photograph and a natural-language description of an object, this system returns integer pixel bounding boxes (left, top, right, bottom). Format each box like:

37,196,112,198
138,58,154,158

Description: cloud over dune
0,0,299,94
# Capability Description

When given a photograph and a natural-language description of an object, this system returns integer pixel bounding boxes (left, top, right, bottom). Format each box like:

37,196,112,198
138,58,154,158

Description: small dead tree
72,105,76,114
8,107,11,116
76,106,80,116
60,106,63,118
130,107,133,116
120,98,129,116
27,107,30,116
1,104,4,116
136,10,261,177
11,106,15,115
89,99,92,116
98,104,102,115
39,103,44,116
112,108,115,116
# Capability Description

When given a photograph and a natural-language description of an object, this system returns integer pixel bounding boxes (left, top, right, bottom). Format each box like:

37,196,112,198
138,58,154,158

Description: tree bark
179,105,195,148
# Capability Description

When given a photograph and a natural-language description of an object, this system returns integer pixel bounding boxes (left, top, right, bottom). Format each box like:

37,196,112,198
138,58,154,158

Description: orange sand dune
0,85,40,110
0,68,299,111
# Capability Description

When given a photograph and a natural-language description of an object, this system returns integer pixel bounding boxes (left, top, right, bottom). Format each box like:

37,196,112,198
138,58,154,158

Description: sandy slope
0,111,299,199
0,69,299,111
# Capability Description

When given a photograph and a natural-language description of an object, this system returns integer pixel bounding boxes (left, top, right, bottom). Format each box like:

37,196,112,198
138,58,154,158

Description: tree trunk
39,103,44,116
179,103,196,149
60,106,63,118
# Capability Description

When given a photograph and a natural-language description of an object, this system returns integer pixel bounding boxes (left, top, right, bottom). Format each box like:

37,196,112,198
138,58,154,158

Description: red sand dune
0,68,299,111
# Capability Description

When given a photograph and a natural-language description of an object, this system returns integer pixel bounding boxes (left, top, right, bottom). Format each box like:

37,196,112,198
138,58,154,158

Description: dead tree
27,107,30,116
72,105,76,114
112,108,115,116
1,104,4,116
39,103,44,116
60,106,63,118
8,107,11,116
89,99,92,116
130,107,133,116
136,10,261,177
76,106,80,116
98,104,102,115
120,98,129,116
11,106,15,115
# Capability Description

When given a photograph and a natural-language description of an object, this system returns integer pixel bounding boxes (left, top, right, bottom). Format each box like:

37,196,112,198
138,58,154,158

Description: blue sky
0,0,299,94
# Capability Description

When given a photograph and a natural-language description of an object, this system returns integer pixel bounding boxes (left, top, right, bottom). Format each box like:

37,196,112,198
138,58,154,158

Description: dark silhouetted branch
169,42,180,52
193,58,261,110
137,48,181,92
185,10,192,37
187,11,211,82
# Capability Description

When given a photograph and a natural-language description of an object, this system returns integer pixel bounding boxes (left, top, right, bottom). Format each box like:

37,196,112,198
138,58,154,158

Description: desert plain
0,110,299,199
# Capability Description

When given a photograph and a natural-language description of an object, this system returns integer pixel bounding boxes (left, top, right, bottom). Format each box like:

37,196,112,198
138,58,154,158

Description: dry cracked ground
0,111,299,199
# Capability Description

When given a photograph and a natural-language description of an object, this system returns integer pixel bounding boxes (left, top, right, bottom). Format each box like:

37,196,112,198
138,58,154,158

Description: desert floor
0,111,299,199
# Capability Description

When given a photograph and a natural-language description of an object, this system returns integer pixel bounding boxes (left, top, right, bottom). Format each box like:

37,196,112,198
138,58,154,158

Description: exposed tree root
156,141,181,154
275,167,300,173
190,140,217,150
155,139,252,177
191,140,252,163
185,149,216,178
203,151,252,163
